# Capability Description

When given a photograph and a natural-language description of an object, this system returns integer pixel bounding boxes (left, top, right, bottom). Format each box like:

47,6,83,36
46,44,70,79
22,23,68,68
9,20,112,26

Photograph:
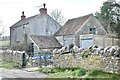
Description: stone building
10,4,61,51
55,14,108,48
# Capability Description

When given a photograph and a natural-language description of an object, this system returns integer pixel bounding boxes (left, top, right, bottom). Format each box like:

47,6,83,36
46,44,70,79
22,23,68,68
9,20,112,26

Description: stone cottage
10,3,62,51
55,14,108,48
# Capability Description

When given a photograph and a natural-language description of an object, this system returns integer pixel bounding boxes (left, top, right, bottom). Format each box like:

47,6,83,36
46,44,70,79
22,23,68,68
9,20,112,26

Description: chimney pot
39,3,47,14
43,3,46,8
21,11,26,20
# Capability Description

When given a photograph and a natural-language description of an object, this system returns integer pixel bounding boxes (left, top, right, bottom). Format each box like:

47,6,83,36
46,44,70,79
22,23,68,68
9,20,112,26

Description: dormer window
89,28,96,34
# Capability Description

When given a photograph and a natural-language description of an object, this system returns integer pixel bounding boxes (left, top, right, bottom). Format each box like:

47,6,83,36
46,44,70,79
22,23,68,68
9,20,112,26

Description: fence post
22,53,26,67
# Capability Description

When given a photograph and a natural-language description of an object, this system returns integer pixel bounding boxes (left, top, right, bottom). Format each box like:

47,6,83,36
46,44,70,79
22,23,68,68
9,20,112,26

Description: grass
37,67,120,79
37,67,85,73
0,61,19,69
85,69,120,79
0,40,10,46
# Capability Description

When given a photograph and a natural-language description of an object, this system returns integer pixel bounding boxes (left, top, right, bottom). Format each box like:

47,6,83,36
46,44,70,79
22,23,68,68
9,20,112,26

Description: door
80,38,93,48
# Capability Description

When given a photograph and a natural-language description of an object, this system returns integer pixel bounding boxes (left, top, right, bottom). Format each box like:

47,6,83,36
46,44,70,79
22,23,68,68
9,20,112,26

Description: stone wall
1,51,23,64
53,53,120,75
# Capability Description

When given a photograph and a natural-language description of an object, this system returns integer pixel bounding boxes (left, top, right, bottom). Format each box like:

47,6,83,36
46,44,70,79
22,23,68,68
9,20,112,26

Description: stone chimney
21,11,26,20
39,3,47,14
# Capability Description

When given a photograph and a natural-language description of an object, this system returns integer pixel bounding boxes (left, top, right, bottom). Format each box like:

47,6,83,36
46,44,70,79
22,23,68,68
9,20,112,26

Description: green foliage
71,69,87,77
86,69,120,79
0,61,19,69
46,67,87,78
37,67,53,73
111,75,120,80
81,50,90,58
95,1,120,35
87,69,104,76
37,67,82,73
38,67,120,79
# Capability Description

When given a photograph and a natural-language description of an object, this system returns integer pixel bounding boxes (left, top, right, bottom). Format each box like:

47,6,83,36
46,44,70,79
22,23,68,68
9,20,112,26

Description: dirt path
0,68,48,78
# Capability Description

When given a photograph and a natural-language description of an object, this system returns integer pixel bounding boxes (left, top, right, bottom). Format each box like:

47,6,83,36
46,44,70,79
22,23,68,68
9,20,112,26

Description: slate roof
54,14,93,36
10,15,38,28
10,14,61,28
30,35,62,49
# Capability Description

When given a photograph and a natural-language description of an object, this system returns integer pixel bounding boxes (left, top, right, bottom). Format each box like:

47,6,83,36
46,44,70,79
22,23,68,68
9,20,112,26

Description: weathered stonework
53,53,120,75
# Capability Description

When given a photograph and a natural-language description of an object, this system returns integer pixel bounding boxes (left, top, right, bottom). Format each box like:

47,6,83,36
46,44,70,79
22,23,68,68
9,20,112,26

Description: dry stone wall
53,53,120,75
1,51,23,64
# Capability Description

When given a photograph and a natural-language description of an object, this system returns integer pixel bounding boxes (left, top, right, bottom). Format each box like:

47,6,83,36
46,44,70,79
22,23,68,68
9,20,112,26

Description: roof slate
10,15,38,28
30,35,62,49
54,14,93,36
10,13,61,28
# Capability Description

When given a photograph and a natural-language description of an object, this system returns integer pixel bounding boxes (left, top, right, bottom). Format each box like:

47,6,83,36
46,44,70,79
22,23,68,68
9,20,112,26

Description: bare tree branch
50,9,66,25
0,21,6,36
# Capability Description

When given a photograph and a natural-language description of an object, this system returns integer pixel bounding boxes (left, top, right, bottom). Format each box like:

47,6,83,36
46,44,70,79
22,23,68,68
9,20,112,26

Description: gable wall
78,16,106,35
28,14,61,36
10,14,61,48
10,25,25,47
56,35,75,46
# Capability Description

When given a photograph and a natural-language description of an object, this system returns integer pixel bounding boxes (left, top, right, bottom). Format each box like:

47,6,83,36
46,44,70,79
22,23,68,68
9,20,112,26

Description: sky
0,0,119,36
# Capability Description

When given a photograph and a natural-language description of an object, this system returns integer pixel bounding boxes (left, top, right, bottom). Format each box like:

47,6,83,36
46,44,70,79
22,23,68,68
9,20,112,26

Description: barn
55,14,108,48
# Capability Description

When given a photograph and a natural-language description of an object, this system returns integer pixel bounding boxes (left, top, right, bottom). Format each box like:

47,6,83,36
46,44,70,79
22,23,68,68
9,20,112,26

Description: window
89,28,96,34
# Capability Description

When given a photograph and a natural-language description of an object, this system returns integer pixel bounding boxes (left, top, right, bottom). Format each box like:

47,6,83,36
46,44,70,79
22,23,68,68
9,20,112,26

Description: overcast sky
0,0,119,36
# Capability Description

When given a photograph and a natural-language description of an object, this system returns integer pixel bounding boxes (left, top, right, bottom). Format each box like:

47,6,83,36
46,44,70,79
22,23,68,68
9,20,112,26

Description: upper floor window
89,28,96,34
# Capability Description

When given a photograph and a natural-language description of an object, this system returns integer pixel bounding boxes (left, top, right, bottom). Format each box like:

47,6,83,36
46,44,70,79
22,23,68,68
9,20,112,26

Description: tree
95,1,120,47
50,9,66,25
0,21,5,37
95,1,120,36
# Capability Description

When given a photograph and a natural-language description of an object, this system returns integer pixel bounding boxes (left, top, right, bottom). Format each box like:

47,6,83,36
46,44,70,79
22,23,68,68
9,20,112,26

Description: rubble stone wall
53,53,120,75
1,52,22,64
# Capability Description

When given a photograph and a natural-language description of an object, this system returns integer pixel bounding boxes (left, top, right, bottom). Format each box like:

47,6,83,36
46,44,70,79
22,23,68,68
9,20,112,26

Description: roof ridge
10,14,39,28
69,13,93,20
54,13,93,36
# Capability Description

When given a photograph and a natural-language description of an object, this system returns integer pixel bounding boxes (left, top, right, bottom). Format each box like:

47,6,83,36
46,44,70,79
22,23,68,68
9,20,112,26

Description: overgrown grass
37,67,120,79
0,61,19,69
85,69,120,79
37,67,86,73
0,40,10,46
